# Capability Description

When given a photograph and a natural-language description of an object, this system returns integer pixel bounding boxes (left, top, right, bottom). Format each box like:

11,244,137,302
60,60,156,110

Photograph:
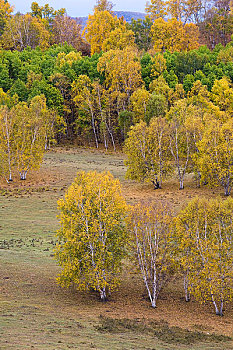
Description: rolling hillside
78,11,146,27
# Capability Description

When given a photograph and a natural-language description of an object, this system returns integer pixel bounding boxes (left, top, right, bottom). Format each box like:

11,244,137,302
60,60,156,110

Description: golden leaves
97,47,142,98
55,171,128,298
1,13,50,51
175,197,233,310
84,10,118,55
150,17,199,53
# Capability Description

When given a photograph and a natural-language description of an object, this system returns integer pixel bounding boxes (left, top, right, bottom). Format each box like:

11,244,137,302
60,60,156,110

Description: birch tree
55,171,128,301
93,81,117,151
0,105,15,182
175,197,233,316
97,47,143,106
12,95,53,180
150,18,199,53
84,9,118,55
0,94,57,182
94,0,114,12
0,88,17,182
124,118,171,189
184,107,204,187
195,118,233,196
130,88,151,124
51,14,83,50
72,75,100,149
128,202,175,308
102,23,136,52
1,13,50,51
167,100,197,189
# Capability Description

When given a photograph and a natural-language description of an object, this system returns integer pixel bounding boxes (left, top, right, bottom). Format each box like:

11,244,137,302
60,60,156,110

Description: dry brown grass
0,147,232,350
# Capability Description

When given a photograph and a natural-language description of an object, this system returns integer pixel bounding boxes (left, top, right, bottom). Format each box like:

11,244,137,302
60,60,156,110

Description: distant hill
77,11,146,28
114,11,146,22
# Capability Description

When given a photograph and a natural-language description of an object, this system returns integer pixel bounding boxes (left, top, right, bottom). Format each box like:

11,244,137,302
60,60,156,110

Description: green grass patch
97,316,232,345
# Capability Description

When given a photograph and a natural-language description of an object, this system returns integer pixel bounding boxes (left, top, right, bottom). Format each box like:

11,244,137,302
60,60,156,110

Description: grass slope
0,148,232,350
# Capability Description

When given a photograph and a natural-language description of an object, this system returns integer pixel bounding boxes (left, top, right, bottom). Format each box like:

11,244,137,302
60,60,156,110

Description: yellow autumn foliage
55,171,128,301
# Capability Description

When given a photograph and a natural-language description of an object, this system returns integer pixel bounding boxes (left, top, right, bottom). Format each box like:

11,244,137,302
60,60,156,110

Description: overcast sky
12,0,147,17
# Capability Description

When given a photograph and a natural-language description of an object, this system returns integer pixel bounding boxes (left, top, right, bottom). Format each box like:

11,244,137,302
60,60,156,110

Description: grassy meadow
0,148,233,350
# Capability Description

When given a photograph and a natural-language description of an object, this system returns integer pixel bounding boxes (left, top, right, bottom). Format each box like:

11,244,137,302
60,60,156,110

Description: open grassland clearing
0,148,233,350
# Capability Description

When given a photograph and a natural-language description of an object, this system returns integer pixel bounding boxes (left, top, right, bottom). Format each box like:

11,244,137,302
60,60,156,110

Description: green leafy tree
146,93,168,122
9,79,28,101
129,16,153,51
118,110,133,140
0,59,12,91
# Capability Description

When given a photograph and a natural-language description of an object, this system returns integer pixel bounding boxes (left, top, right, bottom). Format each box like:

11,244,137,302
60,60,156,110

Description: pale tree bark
88,100,99,149
184,273,191,302
95,84,109,151
169,125,190,190
130,203,173,308
106,111,116,152
81,198,109,302
2,108,14,182
18,125,39,180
